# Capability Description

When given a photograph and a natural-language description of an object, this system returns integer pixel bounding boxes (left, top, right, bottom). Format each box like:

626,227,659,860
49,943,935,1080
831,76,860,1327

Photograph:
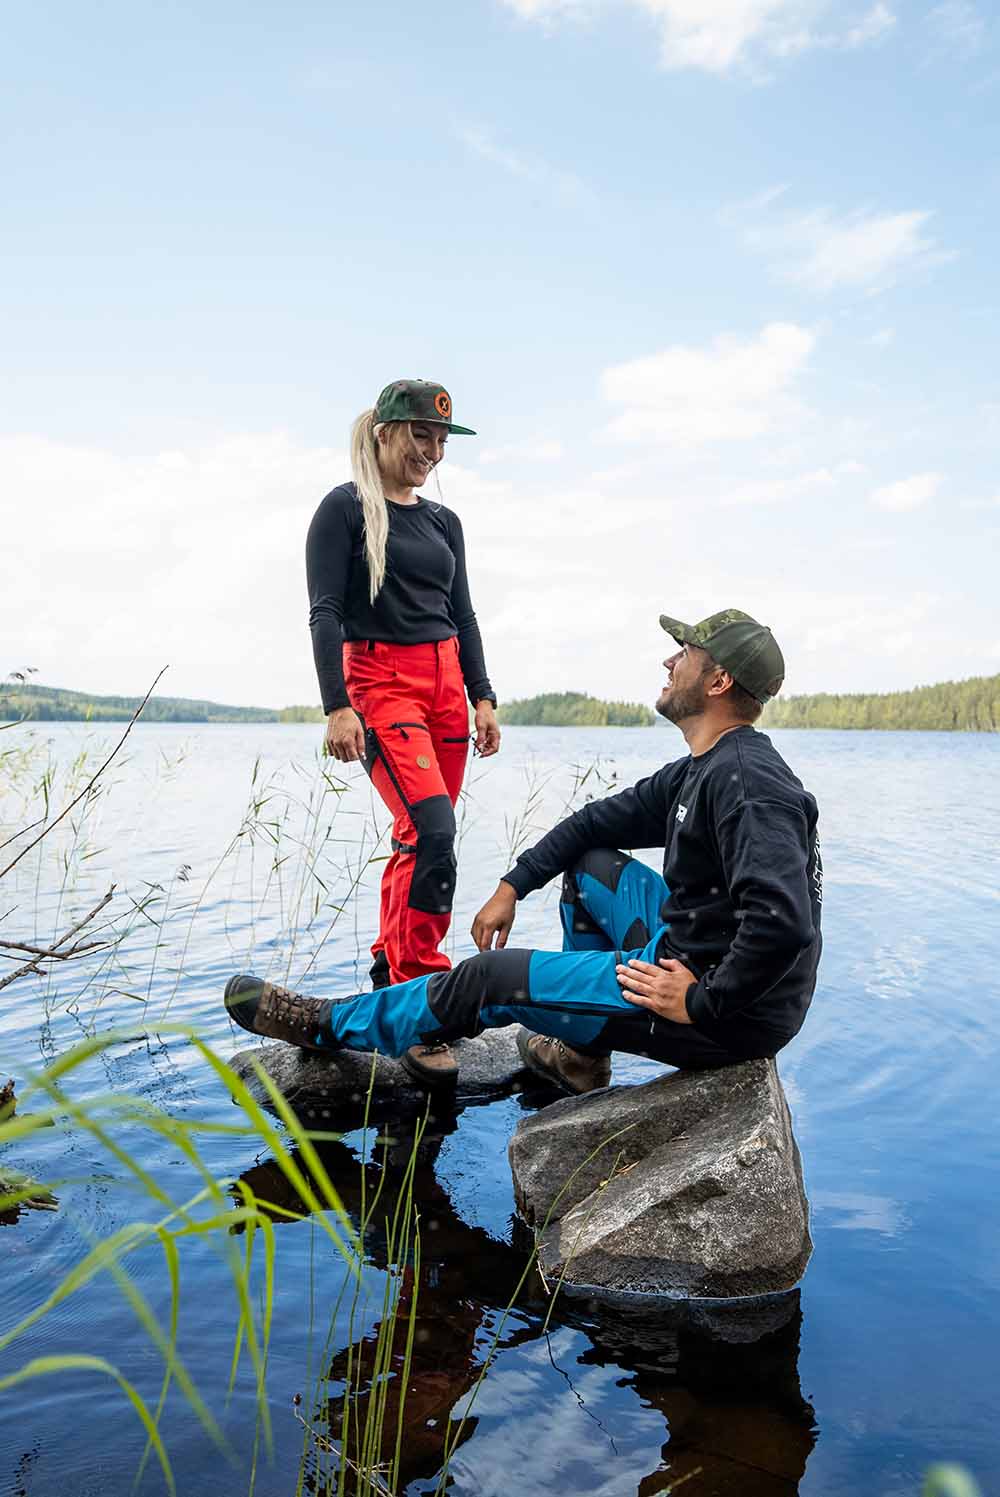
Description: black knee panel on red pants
409,794,457,914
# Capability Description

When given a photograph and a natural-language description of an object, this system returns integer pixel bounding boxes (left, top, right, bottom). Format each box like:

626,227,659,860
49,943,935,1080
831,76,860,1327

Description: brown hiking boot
224,973,333,1052
401,1042,459,1088
516,1029,611,1096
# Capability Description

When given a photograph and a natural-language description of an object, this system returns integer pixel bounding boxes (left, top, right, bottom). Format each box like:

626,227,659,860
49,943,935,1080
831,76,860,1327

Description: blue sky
3,0,998,708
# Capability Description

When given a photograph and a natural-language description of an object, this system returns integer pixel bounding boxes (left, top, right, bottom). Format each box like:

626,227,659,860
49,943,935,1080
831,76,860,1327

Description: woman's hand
325,707,366,763
474,700,501,758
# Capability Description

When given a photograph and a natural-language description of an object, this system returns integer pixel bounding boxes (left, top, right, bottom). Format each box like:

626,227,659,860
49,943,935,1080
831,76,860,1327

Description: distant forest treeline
0,683,281,724
5,675,999,732
498,692,655,727
761,673,1000,732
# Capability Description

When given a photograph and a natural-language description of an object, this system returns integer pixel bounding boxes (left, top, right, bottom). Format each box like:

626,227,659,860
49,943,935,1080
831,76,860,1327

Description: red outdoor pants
343,637,470,985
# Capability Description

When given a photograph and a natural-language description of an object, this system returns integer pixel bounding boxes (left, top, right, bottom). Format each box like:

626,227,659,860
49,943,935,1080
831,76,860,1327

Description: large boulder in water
509,1056,811,1298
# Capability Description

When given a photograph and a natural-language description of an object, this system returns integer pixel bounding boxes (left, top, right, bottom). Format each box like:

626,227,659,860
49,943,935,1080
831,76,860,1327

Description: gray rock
509,1056,811,1298
228,1025,528,1124
555,1283,802,1346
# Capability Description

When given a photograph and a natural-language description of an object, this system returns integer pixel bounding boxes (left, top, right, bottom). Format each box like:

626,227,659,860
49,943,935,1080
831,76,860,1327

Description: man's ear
706,667,734,699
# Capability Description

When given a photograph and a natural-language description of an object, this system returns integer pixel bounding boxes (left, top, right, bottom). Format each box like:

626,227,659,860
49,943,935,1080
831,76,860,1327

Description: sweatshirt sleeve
306,488,358,714
685,798,817,1031
445,509,495,705
503,768,673,898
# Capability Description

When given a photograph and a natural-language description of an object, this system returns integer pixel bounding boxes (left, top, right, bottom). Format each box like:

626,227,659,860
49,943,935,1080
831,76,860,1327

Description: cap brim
379,415,477,435
659,614,697,645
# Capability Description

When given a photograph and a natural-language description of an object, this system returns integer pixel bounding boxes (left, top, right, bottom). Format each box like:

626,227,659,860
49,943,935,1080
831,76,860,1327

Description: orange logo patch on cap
434,390,452,419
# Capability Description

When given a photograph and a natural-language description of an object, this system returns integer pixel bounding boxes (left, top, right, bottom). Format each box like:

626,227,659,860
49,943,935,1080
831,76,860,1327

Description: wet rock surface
509,1057,811,1298
227,1025,528,1124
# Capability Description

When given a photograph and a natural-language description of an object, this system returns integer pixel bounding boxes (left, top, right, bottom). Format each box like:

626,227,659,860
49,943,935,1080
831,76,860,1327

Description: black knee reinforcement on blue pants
560,868,606,937
571,847,631,894
426,948,533,1037
408,794,457,914
620,916,650,951
562,848,645,942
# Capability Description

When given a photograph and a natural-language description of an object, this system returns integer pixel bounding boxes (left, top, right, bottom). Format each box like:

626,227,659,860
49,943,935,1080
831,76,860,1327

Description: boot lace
268,983,320,1033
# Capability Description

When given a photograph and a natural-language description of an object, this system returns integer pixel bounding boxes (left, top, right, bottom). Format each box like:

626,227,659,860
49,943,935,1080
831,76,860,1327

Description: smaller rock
228,1026,528,1124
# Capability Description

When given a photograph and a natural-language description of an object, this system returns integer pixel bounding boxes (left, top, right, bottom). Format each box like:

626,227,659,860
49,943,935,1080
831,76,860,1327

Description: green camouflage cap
659,608,785,704
374,379,476,435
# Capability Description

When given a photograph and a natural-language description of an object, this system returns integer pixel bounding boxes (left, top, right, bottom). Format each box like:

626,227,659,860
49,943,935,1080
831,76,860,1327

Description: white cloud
0,434,632,706
870,472,942,511
796,210,944,292
0,431,975,712
868,327,895,347
844,2,896,47
478,439,564,465
2,432,345,706
767,588,940,658
741,204,951,292
456,126,589,200
642,0,816,72
719,466,837,506
601,322,815,445
499,0,896,72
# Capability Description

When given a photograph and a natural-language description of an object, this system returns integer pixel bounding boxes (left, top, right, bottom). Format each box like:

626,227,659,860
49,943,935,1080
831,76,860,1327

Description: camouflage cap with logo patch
374,379,476,435
659,608,786,704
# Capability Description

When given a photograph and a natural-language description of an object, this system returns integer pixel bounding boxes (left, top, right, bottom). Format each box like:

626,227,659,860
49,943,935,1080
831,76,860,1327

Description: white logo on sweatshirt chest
676,803,689,824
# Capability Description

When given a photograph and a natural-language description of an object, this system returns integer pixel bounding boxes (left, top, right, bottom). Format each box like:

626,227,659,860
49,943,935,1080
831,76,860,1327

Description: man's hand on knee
472,882,517,950
616,957,696,1025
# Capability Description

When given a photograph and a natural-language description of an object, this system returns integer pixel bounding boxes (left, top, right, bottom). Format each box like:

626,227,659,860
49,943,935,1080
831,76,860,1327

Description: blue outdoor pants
319,849,746,1070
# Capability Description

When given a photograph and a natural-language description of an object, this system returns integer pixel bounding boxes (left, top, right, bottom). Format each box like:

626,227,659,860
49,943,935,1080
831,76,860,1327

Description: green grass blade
924,1467,982,1497
0,1355,175,1496
135,1229,182,1487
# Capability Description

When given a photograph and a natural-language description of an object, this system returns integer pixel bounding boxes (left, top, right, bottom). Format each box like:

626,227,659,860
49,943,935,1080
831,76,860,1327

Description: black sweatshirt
503,727,823,1057
306,483,494,714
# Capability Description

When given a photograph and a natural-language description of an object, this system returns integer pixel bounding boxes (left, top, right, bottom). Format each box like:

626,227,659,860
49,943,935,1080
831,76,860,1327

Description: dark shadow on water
232,1097,818,1496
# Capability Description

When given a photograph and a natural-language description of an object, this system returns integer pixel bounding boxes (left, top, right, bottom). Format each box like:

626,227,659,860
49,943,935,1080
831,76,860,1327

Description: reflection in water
565,1295,815,1495
233,1107,817,1495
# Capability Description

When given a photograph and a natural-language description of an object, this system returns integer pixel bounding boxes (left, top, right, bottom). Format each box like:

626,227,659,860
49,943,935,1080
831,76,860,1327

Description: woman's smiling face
377,420,448,492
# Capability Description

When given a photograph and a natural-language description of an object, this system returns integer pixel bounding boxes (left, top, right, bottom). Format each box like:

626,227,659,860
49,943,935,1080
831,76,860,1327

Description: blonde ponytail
350,408,389,603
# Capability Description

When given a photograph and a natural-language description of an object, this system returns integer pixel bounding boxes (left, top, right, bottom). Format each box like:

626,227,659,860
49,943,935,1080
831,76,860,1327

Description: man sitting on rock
224,608,823,1094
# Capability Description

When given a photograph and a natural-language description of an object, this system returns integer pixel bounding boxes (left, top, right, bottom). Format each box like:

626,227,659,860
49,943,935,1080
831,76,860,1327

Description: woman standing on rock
306,379,500,1085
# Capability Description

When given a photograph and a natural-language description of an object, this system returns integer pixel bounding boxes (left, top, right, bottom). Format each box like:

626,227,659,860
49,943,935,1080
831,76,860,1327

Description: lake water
1,723,998,1496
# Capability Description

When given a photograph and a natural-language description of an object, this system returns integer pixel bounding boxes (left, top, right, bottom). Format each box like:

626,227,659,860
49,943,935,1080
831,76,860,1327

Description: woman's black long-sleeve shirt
503,727,823,1056
306,483,495,713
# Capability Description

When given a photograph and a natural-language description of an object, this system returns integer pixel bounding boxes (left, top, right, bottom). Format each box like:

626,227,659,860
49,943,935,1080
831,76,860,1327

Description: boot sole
515,1029,577,1094
515,1028,609,1096
400,1051,460,1089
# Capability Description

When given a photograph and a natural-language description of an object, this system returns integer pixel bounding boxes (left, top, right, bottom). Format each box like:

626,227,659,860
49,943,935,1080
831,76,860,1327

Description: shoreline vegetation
760,672,1000,733
498,691,654,727
2,674,999,731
